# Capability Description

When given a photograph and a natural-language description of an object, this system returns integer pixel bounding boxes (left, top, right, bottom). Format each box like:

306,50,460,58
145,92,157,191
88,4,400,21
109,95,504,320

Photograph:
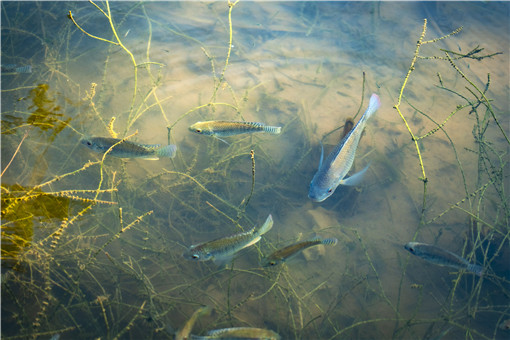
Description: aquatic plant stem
1,130,28,177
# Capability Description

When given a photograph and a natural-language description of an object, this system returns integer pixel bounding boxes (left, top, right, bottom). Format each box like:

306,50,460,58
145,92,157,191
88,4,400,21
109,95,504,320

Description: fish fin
362,93,381,122
140,156,160,161
318,141,324,169
263,125,282,134
212,255,233,267
214,136,230,145
321,238,338,246
256,214,274,236
243,236,262,249
156,144,177,158
340,163,370,186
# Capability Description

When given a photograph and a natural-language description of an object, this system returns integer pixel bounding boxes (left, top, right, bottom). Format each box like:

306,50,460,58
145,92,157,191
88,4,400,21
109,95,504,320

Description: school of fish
78,89,488,339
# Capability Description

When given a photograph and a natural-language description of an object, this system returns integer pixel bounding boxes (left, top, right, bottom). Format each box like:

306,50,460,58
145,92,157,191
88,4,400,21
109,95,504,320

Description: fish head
308,182,336,202
182,245,212,261
261,256,280,268
80,137,102,152
189,122,212,136
404,242,419,255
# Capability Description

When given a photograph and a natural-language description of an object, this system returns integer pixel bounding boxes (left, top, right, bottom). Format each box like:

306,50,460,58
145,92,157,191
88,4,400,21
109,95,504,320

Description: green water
1,1,509,339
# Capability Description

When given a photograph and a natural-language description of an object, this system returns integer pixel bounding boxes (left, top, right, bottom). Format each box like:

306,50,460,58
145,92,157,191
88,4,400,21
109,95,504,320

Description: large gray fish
189,121,281,140
190,327,280,340
81,136,176,160
404,242,483,276
308,93,381,202
183,215,273,265
261,236,338,267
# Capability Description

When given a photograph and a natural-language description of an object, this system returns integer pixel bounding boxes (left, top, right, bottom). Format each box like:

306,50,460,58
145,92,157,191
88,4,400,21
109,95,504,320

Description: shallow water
1,1,509,339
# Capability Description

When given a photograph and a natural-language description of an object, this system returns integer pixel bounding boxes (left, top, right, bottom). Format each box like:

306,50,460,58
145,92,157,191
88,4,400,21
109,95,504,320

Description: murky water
2,1,509,339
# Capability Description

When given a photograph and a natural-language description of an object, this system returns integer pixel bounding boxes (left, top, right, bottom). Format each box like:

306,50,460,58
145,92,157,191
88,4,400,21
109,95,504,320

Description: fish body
309,93,381,202
81,136,176,160
262,236,338,267
404,242,483,276
175,306,212,340
189,121,281,138
183,215,273,264
1,64,32,74
190,327,280,340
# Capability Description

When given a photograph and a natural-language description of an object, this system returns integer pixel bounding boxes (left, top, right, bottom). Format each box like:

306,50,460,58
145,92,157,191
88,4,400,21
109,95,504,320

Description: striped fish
81,136,176,160
189,121,281,139
308,93,380,202
404,242,483,276
1,64,32,74
183,215,273,265
262,236,338,267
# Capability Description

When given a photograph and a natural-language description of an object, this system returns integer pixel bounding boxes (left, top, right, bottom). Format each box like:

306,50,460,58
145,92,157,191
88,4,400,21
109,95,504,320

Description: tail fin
256,214,274,237
361,93,381,122
263,125,282,134
321,238,338,246
156,144,177,158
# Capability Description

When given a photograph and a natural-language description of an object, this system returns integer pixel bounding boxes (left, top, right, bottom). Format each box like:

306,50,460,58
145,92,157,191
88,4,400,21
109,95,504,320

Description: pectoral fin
318,141,324,169
340,163,370,186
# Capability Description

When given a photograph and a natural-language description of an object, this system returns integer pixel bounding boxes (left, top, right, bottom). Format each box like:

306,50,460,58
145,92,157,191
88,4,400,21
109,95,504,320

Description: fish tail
256,214,274,237
263,125,282,134
321,238,338,246
468,263,484,276
361,93,381,122
156,144,177,158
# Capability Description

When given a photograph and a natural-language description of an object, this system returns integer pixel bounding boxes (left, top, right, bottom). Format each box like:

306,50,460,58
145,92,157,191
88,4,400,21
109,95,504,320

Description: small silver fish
309,93,381,202
1,64,32,74
175,306,212,340
81,136,176,160
499,319,510,331
404,242,483,276
183,215,273,265
262,236,338,267
189,121,281,139
191,327,280,340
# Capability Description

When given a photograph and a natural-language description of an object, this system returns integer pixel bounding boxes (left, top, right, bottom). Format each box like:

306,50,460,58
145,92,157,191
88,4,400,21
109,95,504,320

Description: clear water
1,1,509,339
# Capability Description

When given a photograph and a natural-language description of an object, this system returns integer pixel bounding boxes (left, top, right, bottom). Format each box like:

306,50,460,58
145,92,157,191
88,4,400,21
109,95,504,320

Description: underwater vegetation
1,1,509,340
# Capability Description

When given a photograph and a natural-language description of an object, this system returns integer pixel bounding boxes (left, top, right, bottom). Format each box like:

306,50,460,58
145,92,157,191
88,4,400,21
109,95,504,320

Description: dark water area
1,1,509,339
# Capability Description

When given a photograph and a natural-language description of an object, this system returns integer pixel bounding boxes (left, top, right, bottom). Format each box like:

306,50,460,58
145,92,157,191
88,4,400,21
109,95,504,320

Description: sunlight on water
1,1,509,339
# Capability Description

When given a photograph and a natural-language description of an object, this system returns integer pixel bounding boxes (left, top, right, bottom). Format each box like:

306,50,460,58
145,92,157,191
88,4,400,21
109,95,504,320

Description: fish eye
191,254,200,259
270,261,276,266
409,247,414,252
86,141,92,146
196,129,202,133
327,188,333,193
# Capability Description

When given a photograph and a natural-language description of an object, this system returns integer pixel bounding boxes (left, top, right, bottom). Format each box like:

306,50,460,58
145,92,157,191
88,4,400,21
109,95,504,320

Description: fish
190,327,280,340
81,136,176,160
189,121,281,141
404,242,483,276
308,93,381,202
175,306,212,340
261,236,338,267
499,319,510,331
183,214,273,265
1,64,32,74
